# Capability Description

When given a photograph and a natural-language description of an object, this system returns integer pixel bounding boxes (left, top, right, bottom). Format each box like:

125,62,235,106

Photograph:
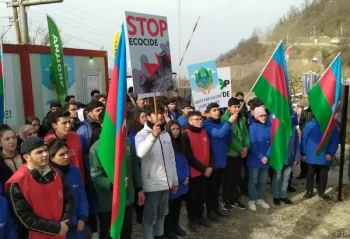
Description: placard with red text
125,11,173,94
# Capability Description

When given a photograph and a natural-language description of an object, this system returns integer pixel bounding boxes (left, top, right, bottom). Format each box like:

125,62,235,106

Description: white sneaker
91,232,99,239
248,200,256,211
256,199,270,209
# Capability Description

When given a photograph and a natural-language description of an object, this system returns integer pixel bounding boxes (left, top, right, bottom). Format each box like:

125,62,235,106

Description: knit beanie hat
254,106,267,118
21,137,46,155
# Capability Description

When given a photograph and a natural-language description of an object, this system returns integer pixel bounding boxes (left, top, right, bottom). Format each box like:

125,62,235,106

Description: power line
29,9,113,38
59,3,116,27
37,4,116,32
27,18,102,48
0,23,13,39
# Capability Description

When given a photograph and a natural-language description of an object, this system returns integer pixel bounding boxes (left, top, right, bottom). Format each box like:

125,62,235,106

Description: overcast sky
0,0,305,74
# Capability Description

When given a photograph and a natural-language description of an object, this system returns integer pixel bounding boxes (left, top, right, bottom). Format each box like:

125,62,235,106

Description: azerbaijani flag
98,24,127,239
308,53,342,154
0,41,4,124
252,41,291,171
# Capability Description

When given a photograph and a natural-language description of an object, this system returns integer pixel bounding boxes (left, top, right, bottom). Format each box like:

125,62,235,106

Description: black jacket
7,167,75,238
0,153,24,190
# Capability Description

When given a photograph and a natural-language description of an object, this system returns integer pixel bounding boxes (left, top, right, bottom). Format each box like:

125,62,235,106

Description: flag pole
0,40,5,124
310,52,341,89
239,40,283,111
338,84,349,201
153,92,158,123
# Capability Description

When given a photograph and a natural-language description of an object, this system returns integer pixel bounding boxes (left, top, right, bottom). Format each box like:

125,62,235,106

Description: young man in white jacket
135,104,178,239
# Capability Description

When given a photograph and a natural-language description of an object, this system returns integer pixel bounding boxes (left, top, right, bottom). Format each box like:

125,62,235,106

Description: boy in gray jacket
135,104,178,239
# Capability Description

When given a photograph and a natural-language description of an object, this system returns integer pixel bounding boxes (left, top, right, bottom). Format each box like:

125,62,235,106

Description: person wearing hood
6,137,75,238
203,103,236,221
247,106,271,211
0,181,18,239
135,104,178,239
182,111,214,232
164,120,190,239
48,138,89,239
17,124,38,146
300,110,339,200
221,97,250,210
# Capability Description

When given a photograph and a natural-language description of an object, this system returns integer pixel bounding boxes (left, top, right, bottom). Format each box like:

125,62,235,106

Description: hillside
217,0,350,93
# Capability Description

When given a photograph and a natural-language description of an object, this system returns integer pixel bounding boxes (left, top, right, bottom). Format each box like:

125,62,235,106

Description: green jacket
89,138,143,212
221,110,250,157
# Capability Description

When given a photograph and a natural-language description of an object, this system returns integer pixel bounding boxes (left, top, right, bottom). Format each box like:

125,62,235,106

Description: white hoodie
135,123,178,192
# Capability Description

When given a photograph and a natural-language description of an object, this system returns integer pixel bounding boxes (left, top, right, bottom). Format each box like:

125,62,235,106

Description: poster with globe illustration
40,54,76,113
188,60,227,111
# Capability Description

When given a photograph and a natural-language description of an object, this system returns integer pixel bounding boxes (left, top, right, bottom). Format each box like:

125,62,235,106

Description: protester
17,125,38,146
90,111,145,239
6,136,75,238
247,106,271,211
63,102,82,131
203,103,236,220
0,182,18,239
90,90,100,101
177,102,192,128
167,98,180,120
44,109,85,182
65,95,76,103
0,126,24,189
300,110,339,200
164,120,190,238
135,104,178,239
272,125,300,205
48,138,89,239
182,111,213,231
25,116,42,137
221,97,249,210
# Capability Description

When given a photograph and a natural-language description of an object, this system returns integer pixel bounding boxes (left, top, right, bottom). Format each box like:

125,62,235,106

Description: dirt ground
132,152,350,239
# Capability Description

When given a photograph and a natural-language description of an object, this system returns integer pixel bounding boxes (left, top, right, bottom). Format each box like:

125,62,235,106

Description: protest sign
125,11,173,94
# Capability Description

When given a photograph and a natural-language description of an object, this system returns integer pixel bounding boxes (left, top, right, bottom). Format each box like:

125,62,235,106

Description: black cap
228,97,241,106
21,137,46,155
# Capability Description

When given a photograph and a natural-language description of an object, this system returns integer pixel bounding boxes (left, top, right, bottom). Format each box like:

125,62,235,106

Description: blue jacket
203,118,233,168
127,130,141,167
76,121,97,214
247,121,271,169
0,182,18,239
66,165,89,239
170,152,190,200
300,119,339,166
285,126,300,165
248,113,273,126
177,115,188,128
168,109,179,121
291,109,298,127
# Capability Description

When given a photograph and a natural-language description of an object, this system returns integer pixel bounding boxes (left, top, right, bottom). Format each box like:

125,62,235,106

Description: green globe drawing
195,67,213,90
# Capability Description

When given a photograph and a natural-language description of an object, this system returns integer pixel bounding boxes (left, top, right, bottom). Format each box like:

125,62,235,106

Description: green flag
47,15,68,104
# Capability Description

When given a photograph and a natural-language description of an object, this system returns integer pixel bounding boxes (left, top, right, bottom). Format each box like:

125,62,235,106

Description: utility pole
313,25,316,43
178,0,181,87
7,0,64,44
18,1,29,44
341,23,343,38
11,0,21,43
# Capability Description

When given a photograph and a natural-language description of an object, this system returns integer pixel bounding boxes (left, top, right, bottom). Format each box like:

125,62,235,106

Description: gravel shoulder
132,158,350,239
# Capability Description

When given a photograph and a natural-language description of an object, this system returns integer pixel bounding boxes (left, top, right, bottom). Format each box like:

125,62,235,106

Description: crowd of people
0,87,339,239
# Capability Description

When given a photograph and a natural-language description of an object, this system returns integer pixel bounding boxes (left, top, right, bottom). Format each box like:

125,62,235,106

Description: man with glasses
183,111,214,232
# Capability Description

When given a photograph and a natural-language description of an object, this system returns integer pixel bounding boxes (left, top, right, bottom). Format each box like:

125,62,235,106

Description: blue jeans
248,168,268,200
143,190,169,239
272,165,292,199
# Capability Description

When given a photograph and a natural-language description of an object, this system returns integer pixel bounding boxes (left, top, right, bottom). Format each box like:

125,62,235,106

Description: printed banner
47,15,68,104
125,11,173,94
40,54,75,113
188,60,225,111
217,67,232,108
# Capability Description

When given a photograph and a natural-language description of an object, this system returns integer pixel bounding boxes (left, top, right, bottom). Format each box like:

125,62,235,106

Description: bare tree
286,6,300,20
28,22,69,46
0,25,13,44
